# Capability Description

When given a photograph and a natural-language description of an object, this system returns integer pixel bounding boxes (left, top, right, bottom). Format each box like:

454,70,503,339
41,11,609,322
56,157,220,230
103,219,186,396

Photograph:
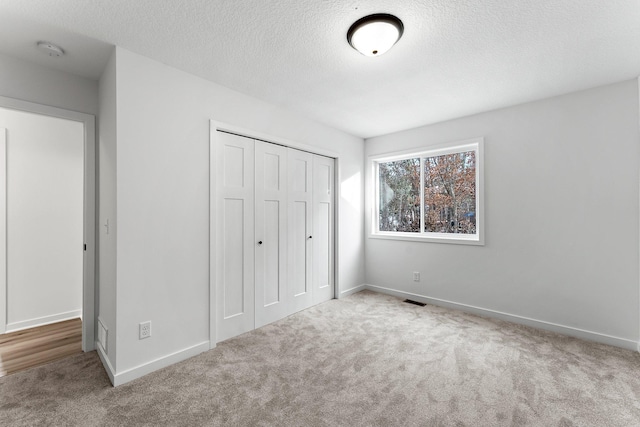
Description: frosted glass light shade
347,14,404,57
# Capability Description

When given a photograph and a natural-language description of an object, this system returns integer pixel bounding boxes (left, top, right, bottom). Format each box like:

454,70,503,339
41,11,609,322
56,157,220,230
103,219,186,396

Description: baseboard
339,284,367,298
97,344,116,386
112,341,210,387
365,285,638,351
5,309,82,333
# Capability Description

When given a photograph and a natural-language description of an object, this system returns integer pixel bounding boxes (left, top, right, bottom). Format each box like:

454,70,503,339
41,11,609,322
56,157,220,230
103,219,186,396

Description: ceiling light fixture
347,14,404,57
36,41,65,57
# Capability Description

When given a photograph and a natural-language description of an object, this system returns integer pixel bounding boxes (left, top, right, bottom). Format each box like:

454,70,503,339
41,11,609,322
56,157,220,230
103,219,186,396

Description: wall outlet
413,272,420,282
139,321,151,340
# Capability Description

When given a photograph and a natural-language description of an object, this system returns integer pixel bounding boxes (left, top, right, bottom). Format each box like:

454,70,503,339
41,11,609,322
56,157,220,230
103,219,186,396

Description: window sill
369,232,484,246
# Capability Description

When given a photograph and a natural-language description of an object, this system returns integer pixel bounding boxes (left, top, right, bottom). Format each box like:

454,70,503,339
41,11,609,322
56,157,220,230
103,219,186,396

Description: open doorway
0,96,95,375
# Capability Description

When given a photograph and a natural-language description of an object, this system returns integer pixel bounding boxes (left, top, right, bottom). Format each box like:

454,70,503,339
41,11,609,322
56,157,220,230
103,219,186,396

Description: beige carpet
1,290,640,426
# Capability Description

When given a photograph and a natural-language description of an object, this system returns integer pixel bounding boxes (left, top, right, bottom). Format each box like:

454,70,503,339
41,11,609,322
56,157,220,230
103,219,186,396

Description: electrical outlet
139,321,151,340
413,272,420,282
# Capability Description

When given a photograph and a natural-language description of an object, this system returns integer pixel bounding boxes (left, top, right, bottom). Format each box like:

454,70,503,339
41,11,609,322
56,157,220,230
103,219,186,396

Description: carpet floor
1,290,640,426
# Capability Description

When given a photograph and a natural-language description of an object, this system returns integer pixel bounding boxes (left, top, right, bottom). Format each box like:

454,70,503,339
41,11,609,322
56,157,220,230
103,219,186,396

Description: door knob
258,241,263,245
308,236,312,239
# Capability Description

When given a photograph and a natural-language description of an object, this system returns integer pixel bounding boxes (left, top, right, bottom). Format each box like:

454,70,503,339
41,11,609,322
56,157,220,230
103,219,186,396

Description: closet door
214,132,255,342
312,155,335,305
255,141,288,328
287,148,313,313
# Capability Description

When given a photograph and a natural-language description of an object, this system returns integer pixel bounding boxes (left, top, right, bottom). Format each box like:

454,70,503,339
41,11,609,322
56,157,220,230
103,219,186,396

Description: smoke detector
36,41,65,57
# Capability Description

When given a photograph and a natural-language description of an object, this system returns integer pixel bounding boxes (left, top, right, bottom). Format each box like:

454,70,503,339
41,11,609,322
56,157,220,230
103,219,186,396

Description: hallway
0,318,82,377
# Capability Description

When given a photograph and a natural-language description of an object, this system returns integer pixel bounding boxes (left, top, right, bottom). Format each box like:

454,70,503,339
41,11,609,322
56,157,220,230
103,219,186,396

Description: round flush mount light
36,41,65,57
347,13,404,57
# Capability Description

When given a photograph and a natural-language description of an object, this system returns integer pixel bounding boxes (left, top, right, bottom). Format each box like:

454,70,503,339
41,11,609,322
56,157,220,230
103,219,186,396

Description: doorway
0,96,95,354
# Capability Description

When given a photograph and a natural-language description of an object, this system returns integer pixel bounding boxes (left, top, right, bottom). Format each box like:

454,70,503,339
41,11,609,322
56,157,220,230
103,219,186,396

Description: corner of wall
637,75,640,353
339,284,367,299
97,45,118,374
96,343,116,386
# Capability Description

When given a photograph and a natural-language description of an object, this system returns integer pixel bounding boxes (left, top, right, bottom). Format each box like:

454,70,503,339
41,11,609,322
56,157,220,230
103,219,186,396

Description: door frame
0,95,96,352
209,120,339,348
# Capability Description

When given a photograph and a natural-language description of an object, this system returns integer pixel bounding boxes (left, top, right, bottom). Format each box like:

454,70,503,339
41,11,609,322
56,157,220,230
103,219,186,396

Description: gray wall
0,52,98,115
365,79,640,348
107,47,365,379
98,49,117,370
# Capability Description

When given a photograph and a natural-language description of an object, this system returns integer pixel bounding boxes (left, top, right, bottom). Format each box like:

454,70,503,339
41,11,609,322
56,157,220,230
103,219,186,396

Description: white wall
104,47,364,381
98,50,117,370
365,79,640,348
0,107,84,331
0,52,98,115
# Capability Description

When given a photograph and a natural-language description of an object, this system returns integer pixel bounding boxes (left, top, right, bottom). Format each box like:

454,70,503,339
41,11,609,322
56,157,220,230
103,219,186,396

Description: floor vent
404,299,427,307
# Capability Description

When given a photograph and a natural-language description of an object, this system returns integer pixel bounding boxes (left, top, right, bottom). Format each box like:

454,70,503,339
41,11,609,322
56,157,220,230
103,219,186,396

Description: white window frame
370,137,484,245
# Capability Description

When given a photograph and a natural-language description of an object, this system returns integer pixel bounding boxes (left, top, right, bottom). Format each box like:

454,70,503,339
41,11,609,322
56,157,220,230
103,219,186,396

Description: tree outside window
424,150,475,234
379,158,420,232
373,139,483,244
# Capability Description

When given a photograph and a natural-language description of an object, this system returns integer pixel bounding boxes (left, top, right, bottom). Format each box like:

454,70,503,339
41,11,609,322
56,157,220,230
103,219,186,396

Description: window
371,138,484,245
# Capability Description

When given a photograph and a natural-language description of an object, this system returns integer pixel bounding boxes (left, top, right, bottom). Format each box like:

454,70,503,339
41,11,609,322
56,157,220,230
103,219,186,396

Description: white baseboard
111,341,210,387
365,285,638,351
96,343,116,385
5,309,81,333
339,284,366,298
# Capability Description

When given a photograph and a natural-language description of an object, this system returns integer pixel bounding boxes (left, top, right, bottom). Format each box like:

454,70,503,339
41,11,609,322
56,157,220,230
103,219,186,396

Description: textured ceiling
1,0,640,138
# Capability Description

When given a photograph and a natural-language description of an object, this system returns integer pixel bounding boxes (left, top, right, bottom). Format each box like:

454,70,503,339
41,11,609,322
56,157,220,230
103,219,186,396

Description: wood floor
0,318,82,377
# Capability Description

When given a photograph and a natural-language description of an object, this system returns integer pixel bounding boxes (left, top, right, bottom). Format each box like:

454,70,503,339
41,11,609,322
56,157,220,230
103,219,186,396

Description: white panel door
313,155,335,305
255,141,288,328
287,148,313,314
215,132,255,342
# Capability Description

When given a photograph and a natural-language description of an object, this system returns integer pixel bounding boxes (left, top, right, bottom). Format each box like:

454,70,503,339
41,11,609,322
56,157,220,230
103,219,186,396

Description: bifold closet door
214,131,335,342
312,155,335,304
287,148,313,313
254,141,288,328
214,132,255,342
